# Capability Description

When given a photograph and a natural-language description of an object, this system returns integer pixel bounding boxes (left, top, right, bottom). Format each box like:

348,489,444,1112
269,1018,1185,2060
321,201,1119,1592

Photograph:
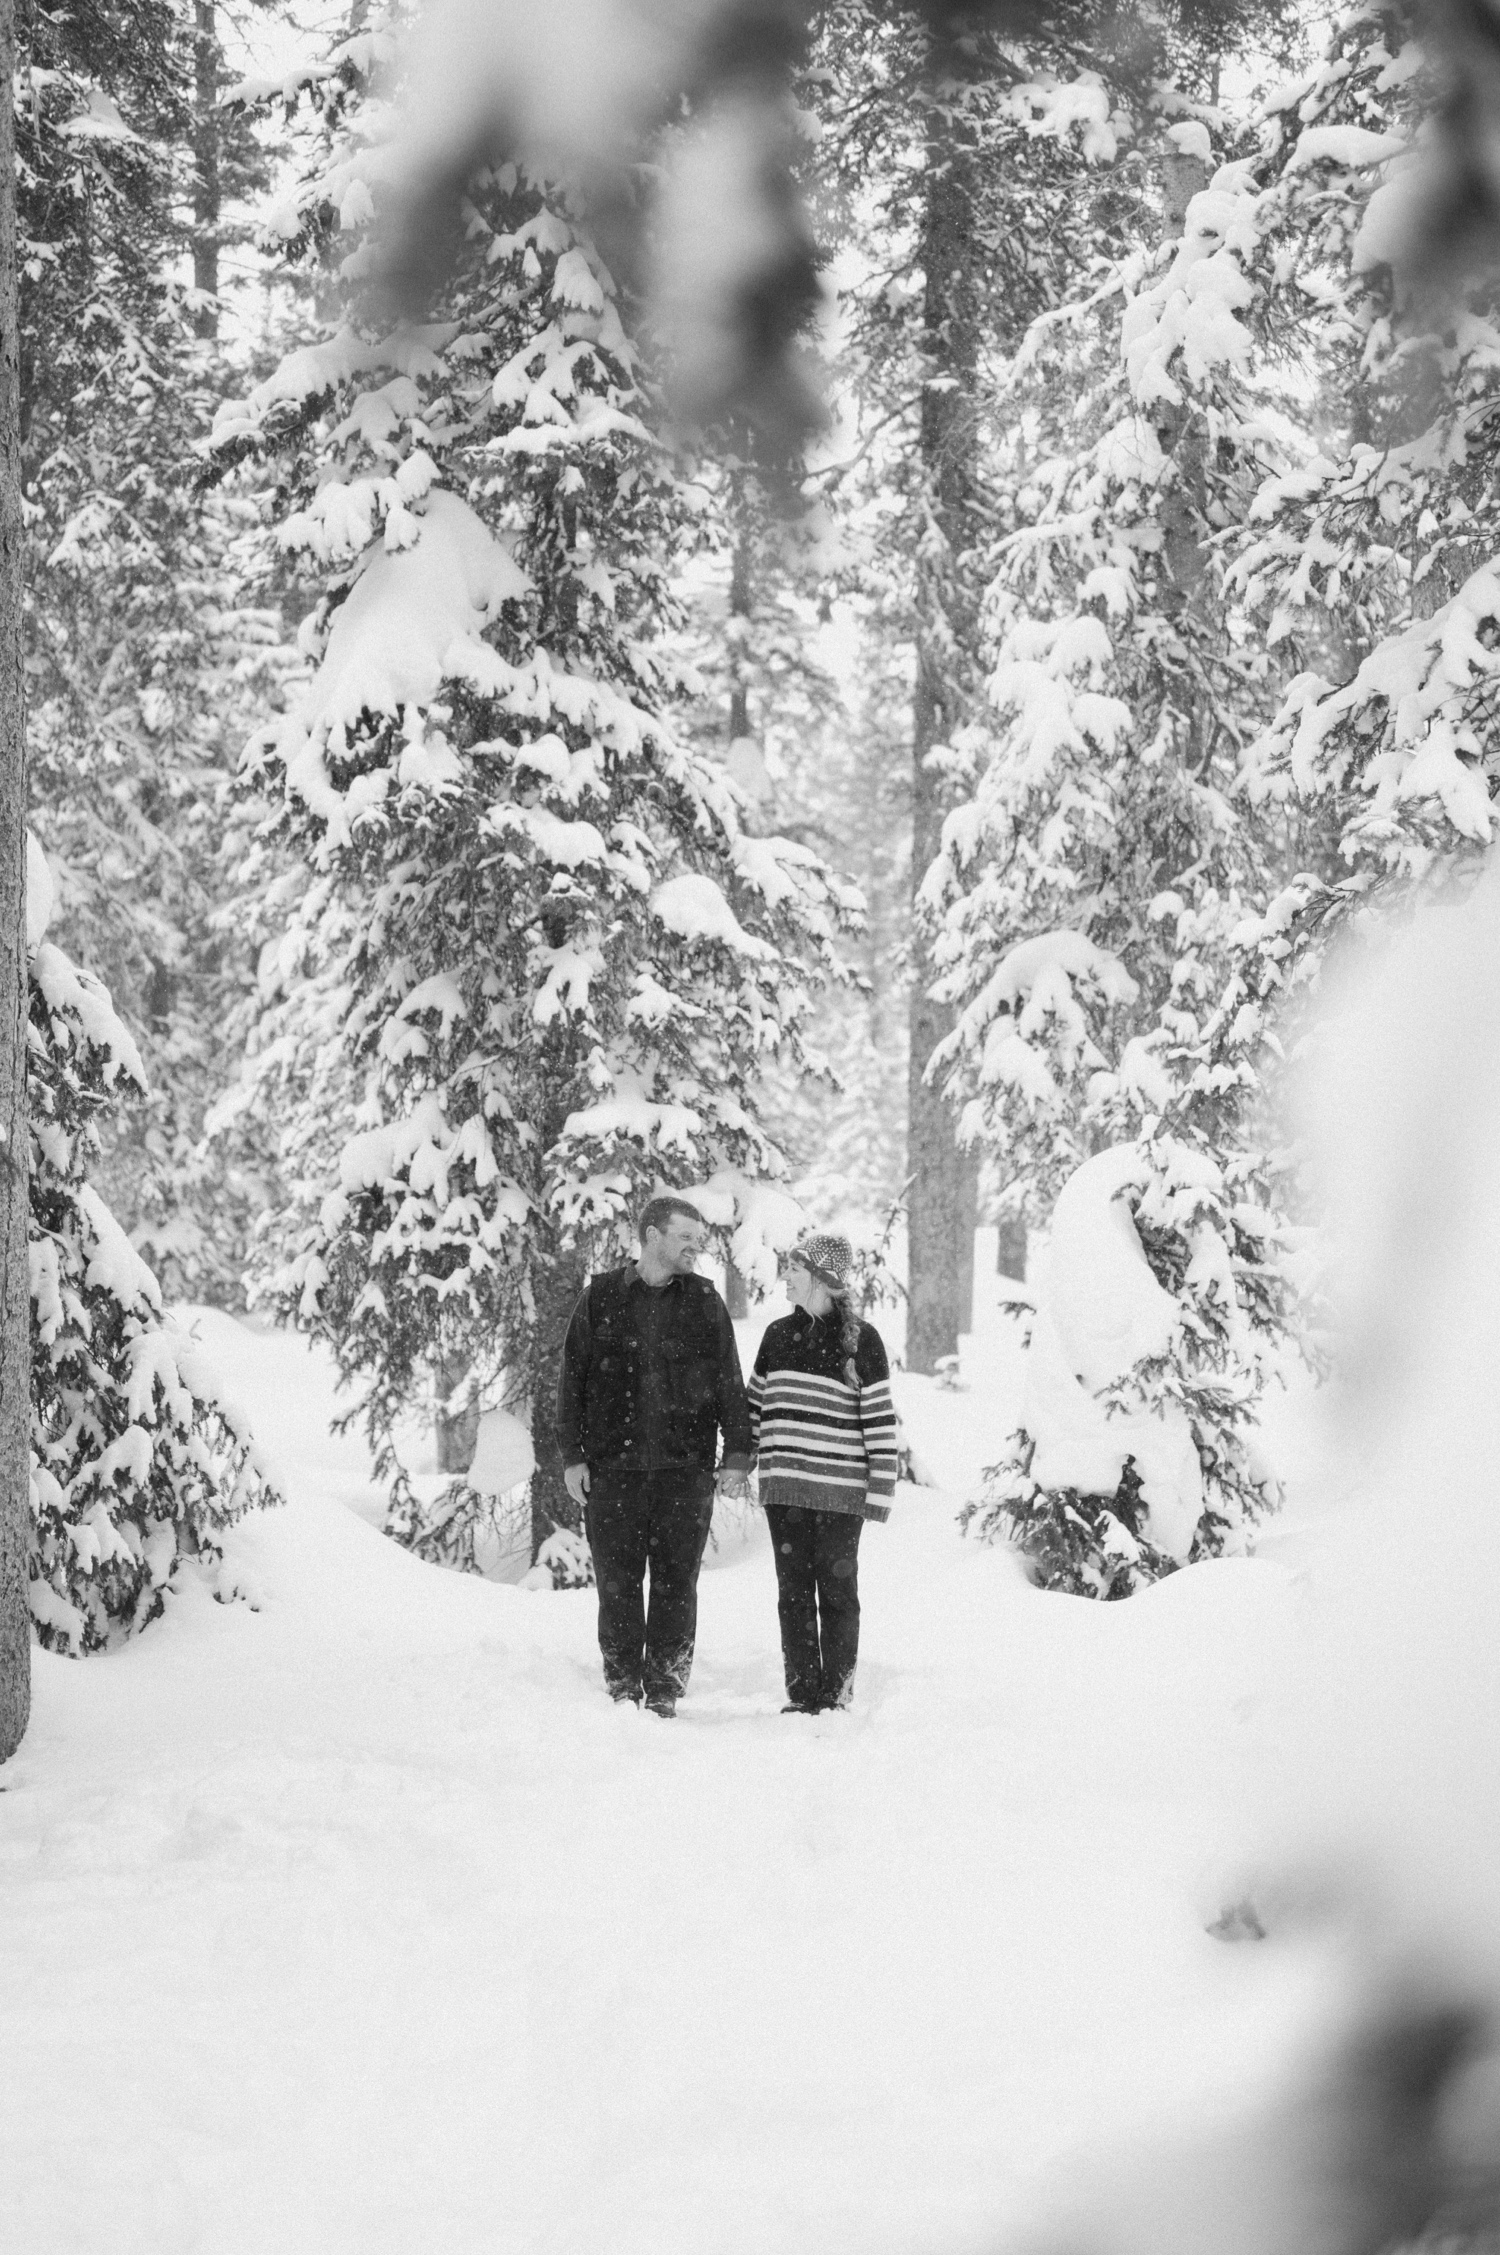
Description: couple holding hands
557,1197,899,1719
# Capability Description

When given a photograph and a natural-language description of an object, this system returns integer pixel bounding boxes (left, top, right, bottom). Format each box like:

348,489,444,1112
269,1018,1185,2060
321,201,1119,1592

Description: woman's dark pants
764,1503,863,1710
584,1468,716,1705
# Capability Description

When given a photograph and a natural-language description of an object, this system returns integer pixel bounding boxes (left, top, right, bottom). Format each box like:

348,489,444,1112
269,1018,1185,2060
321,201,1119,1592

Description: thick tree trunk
529,1246,588,1559
191,3,220,339
906,27,981,1373
0,0,31,1762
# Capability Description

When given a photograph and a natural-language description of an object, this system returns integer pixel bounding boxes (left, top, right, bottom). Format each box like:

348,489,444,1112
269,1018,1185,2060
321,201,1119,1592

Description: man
557,1195,752,1716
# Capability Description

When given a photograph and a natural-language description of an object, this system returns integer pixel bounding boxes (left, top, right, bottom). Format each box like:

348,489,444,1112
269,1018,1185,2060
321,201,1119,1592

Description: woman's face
785,1257,833,1317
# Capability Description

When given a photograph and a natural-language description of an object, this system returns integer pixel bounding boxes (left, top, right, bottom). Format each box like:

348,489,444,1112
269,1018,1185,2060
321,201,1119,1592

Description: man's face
650,1214,706,1274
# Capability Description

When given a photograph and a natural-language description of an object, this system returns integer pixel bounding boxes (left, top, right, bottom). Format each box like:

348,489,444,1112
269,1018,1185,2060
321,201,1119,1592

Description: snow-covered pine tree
0,0,27,1751
761,621,913,1233
217,9,856,1568
20,0,295,1304
929,124,1288,1182
26,838,278,1653
1230,1,1500,924
811,4,1117,1370
807,0,1300,1370
668,450,912,1239
934,117,1305,1592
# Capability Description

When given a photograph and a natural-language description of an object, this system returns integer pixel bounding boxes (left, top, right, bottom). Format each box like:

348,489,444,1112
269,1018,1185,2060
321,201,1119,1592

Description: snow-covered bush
962,1134,1285,1596
526,1527,595,1592
383,1405,537,1575
27,850,278,1654
218,11,856,1558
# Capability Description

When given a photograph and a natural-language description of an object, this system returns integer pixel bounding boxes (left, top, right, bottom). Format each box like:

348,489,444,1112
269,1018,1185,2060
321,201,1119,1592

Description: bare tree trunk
906,26,980,1374
191,3,220,339
0,0,31,1762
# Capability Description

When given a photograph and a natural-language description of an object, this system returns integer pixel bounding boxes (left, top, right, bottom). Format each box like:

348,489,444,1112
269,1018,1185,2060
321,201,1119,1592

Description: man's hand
716,1468,751,1503
564,1463,590,1508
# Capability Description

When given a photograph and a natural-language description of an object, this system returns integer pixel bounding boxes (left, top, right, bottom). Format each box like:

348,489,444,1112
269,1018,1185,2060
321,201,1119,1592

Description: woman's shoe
780,1701,821,1714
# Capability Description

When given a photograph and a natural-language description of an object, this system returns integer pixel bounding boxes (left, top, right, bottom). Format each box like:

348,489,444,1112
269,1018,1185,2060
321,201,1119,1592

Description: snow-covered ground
0,1298,1326,2255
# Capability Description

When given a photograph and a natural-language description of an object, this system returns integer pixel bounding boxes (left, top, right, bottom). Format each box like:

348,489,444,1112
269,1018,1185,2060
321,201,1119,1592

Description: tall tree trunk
191,2,220,339
0,0,31,1762
906,26,981,1373
1156,145,1211,723
529,1245,587,1559
725,478,756,1325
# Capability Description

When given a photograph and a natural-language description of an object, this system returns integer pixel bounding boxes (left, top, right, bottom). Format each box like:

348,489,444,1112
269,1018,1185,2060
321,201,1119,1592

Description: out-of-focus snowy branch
371,0,1500,448
1398,0,1500,301
380,0,825,448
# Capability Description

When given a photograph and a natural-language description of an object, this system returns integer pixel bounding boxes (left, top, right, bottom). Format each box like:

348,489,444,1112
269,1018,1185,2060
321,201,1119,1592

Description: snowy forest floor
1,1294,1326,2255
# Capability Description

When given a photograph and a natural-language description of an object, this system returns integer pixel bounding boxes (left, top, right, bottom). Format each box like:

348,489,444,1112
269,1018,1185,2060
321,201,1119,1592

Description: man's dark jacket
556,1265,752,1474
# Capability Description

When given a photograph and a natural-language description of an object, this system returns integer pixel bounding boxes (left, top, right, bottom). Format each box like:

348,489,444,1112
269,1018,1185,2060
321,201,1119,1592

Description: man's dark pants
764,1503,863,1710
585,1467,716,1704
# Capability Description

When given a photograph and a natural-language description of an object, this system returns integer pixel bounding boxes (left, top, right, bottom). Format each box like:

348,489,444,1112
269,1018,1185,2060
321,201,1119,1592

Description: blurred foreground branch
378,0,1500,453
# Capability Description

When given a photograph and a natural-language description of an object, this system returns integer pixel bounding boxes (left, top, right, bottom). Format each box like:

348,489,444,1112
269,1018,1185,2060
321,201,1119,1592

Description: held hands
566,1463,748,1503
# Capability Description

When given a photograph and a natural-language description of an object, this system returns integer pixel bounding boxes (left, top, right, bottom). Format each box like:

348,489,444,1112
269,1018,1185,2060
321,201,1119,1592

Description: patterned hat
793,1233,853,1287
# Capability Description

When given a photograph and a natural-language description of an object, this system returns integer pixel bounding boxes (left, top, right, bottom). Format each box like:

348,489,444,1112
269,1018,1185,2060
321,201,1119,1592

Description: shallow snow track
0,1315,1305,2255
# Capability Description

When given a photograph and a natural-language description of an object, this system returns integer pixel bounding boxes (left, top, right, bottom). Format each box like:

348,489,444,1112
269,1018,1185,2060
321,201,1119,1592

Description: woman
748,1234,898,1713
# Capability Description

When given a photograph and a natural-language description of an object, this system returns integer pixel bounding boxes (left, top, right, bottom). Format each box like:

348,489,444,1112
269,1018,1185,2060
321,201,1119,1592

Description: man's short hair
638,1194,705,1244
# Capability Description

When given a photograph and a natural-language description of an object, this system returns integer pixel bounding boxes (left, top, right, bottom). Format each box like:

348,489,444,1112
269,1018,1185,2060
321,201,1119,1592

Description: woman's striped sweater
748,1310,898,1522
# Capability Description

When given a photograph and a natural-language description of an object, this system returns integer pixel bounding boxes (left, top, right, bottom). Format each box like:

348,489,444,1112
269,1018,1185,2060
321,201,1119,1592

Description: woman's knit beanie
795,1233,854,1288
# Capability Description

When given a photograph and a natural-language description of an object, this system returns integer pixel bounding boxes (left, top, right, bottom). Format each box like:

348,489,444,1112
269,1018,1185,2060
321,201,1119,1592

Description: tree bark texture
0,0,31,1762
906,29,983,1373
434,1350,480,1474
995,1209,1028,1282
192,3,220,338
